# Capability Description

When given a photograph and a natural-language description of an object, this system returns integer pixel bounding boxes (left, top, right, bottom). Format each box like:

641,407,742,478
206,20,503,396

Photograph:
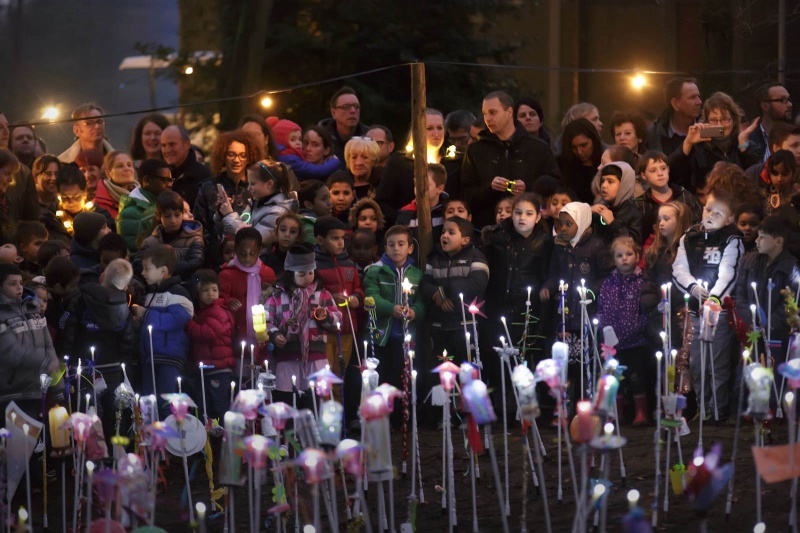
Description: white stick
85,461,94,533
531,425,552,533
708,343,719,421
199,363,208,425
90,346,98,409
485,425,510,533
238,340,246,392
499,345,510,517
23,425,32,533
699,341,705,449
470,448,478,532
446,395,456,532
148,327,157,403
653,352,663,527
459,293,471,361
179,420,195,523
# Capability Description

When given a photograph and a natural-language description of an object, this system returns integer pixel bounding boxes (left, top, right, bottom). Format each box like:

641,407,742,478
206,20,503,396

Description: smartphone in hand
699,125,724,139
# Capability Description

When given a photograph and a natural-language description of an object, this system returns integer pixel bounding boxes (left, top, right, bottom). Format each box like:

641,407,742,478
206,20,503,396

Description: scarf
561,202,592,248
103,178,135,203
286,285,313,363
232,256,264,346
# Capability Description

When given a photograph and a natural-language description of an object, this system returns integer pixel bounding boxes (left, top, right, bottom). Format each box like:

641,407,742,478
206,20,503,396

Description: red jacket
186,299,237,369
218,261,276,343
314,248,364,334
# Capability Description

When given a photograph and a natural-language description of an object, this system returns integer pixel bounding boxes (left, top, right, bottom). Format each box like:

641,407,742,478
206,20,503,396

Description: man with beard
749,83,794,162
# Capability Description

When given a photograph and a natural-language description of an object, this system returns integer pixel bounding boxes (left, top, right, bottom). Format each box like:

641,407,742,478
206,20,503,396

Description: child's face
444,201,471,221
385,233,413,267
247,171,276,200
100,249,125,267
548,194,572,218
277,220,301,251
558,211,579,243
769,162,794,193
35,287,48,313
329,182,355,213
0,244,21,265
356,208,379,233
440,221,468,255
287,130,303,152
512,200,540,237
317,229,346,257
235,239,260,268
198,282,219,308
658,206,680,239
424,174,444,206
182,201,194,221
613,245,639,276
307,186,332,217
702,194,734,232
643,158,670,190
141,258,168,286
599,174,621,204
294,270,315,288
1,275,23,300
161,208,183,233
737,212,760,243
495,199,513,224
222,240,236,264
350,235,377,267
756,231,782,257
20,235,46,263
58,184,87,215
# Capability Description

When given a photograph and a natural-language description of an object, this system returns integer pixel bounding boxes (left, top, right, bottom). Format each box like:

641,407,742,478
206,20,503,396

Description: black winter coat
592,198,644,246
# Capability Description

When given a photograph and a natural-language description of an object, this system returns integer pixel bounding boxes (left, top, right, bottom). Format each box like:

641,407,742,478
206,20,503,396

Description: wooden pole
411,63,432,269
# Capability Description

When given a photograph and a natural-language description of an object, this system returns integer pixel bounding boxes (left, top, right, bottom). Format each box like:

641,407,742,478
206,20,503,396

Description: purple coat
596,268,647,350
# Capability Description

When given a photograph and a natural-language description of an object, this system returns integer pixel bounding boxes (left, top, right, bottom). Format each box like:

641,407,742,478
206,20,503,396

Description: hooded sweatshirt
591,161,643,245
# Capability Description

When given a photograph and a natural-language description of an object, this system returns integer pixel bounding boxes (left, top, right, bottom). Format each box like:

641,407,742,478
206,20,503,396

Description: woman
129,113,170,164
32,155,61,211
239,114,278,161
559,118,603,204
0,149,20,242
94,151,137,218
328,136,381,200
374,108,462,224
668,91,760,193
610,110,648,155
279,125,340,182
516,97,552,146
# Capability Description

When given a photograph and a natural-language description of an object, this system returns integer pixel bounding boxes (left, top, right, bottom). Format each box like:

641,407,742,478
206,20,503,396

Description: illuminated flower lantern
461,379,497,425
244,435,270,469
592,375,620,416
744,363,774,420
220,411,246,486
308,368,343,399
699,299,722,342
261,402,297,431
68,412,97,446
362,357,380,396
432,361,460,392
142,421,179,453
512,364,540,421
161,393,196,423
361,392,393,481
535,358,563,390
335,439,365,477
570,400,599,444
778,358,800,389
232,389,266,420
459,362,479,385
374,383,402,412
318,400,344,447
49,406,72,451
684,444,732,512
297,448,333,484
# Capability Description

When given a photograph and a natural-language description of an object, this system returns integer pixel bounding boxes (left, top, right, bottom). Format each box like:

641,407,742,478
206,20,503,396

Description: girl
266,243,341,404
349,197,385,234
735,204,764,254
591,161,643,245
494,197,513,225
219,160,299,249
596,236,650,425
261,213,306,276
558,118,603,204
762,149,798,215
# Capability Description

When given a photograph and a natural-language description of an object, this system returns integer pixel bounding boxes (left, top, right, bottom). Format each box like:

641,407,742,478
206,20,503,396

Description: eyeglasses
334,103,361,112
768,97,792,105
155,176,174,184
81,119,106,128
707,117,733,126
59,194,84,203
226,152,248,161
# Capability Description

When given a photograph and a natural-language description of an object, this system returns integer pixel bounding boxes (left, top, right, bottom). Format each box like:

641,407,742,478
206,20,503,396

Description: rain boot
633,394,648,426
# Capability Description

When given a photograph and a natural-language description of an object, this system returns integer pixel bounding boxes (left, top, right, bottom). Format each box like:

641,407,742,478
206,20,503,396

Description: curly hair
705,162,760,214
610,110,648,153
210,129,266,176
349,197,385,230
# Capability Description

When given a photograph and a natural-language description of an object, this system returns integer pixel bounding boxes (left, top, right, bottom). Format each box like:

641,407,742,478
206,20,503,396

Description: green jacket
363,257,425,347
117,186,159,252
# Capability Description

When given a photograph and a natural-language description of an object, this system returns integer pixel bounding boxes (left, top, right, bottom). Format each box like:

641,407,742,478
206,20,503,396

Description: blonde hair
610,235,640,257
101,258,133,291
344,137,380,169
561,102,599,129
645,201,692,269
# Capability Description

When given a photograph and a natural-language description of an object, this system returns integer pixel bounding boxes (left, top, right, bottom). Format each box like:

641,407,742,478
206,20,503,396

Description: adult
558,118,603,204
94,151,137,219
0,149,20,243
161,124,211,208
75,149,104,201
646,77,702,161
117,159,174,252
129,113,170,164
461,91,560,228
366,125,395,168
375,109,463,224
0,113,39,235
668,91,760,193
9,125,37,168
319,86,370,165
239,114,279,160
610,110,648,155
444,109,476,155
194,129,265,264
58,103,115,163
32,155,61,213
330,136,382,200
274,121,340,182
749,82,793,162
515,97,552,146
561,102,603,137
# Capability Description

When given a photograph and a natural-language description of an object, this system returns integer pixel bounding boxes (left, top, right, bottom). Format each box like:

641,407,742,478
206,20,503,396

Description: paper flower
142,421,179,453
260,402,297,431
600,343,616,360
232,389,266,420
297,448,332,484
243,435,270,469
432,361,460,392
67,412,97,445
361,392,392,421
465,298,487,319
684,444,733,512
160,393,196,422
778,358,800,389
535,359,562,389
336,439,365,477
459,362,479,384
462,380,497,425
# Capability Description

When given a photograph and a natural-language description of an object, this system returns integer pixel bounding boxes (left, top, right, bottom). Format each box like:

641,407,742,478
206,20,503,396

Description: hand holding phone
699,125,724,139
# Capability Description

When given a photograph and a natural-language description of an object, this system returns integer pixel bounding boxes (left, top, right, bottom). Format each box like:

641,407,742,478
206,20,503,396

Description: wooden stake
411,62,432,268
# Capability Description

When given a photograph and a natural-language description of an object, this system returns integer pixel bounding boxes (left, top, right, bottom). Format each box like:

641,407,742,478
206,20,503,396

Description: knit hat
73,212,108,247
270,119,302,149
285,242,316,272
74,148,103,168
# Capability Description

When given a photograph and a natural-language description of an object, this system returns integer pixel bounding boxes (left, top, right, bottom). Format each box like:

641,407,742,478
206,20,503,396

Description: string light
259,96,273,108
631,74,646,90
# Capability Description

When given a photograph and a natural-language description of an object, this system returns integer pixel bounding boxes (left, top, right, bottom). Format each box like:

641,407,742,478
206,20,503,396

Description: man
445,109,477,155
319,86,370,164
646,78,702,158
117,159,173,252
461,91,560,227
0,112,39,235
58,103,115,163
366,125,395,168
9,125,36,168
749,83,793,161
160,125,210,208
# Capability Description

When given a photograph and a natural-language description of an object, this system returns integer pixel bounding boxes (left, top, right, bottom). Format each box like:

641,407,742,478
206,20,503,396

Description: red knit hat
270,119,302,148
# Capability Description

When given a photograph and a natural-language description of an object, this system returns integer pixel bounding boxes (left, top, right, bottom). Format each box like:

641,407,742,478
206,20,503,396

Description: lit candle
230,381,236,406
526,286,532,304
49,406,71,449
750,304,757,329
499,336,506,348
177,376,182,394
196,502,207,533
500,316,512,344
76,359,82,413
627,489,640,510
574,400,595,443
252,304,268,343
656,351,663,404
751,282,761,322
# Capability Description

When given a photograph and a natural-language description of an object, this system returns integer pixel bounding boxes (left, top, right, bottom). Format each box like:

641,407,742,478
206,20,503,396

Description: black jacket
592,198,644,245
634,184,703,243
170,156,212,209
667,139,760,193
318,118,370,165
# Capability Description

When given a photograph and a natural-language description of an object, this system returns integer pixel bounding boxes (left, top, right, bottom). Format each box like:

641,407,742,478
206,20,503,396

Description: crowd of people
0,77,799,441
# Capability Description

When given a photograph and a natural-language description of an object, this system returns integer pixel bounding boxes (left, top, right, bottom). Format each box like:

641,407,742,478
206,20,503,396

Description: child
350,229,379,277
444,198,472,221
349,197,386,235
762,149,798,215
735,204,763,254
25,280,48,314
596,237,650,425
220,160,299,248
15,221,48,277
543,186,577,236
591,161,643,245
634,151,703,243
70,211,111,269
133,244,194,417
186,269,237,420
43,256,81,354
363,225,426,426
219,227,277,352
314,216,364,389
265,243,341,406
495,197,513,225
37,240,69,272
0,264,62,418
99,233,146,305
397,163,449,247
140,191,205,281
327,173,356,226
272,119,304,161
219,236,236,269
261,213,306,276
672,163,759,421
298,180,332,244
420,216,489,363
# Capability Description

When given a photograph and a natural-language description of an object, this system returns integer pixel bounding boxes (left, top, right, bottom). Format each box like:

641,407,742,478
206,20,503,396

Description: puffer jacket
315,247,364,334
218,259,276,344
667,138,760,193
277,152,341,182
596,268,648,350
140,221,205,280
140,276,194,368
117,186,159,252
0,288,62,404
220,192,299,248
362,254,426,346
186,299,237,370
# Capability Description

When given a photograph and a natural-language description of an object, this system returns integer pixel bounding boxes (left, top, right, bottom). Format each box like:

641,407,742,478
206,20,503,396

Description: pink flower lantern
232,389,266,420
432,361,460,392
244,435,271,469
336,439,365,477
67,412,96,445
297,448,333,484
261,402,297,431
161,393,196,423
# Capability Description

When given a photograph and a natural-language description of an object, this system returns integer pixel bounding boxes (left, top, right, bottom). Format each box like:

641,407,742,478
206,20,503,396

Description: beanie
74,148,103,168
271,119,302,149
266,116,280,129
284,242,317,272
73,212,108,247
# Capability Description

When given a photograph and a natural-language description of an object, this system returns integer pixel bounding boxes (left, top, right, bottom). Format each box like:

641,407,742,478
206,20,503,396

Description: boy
350,228,379,278
419,216,489,363
117,158,173,252
735,204,763,254
444,198,472,221
98,232,146,305
70,211,111,269
133,244,194,417
298,180,332,244
314,216,364,394
327,173,356,226
544,186,577,236
37,240,69,271
50,164,115,242
14,220,48,277
43,255,81,354
140,191,205,281
396,163,449,246
363,225,426,426
0,263,62,418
